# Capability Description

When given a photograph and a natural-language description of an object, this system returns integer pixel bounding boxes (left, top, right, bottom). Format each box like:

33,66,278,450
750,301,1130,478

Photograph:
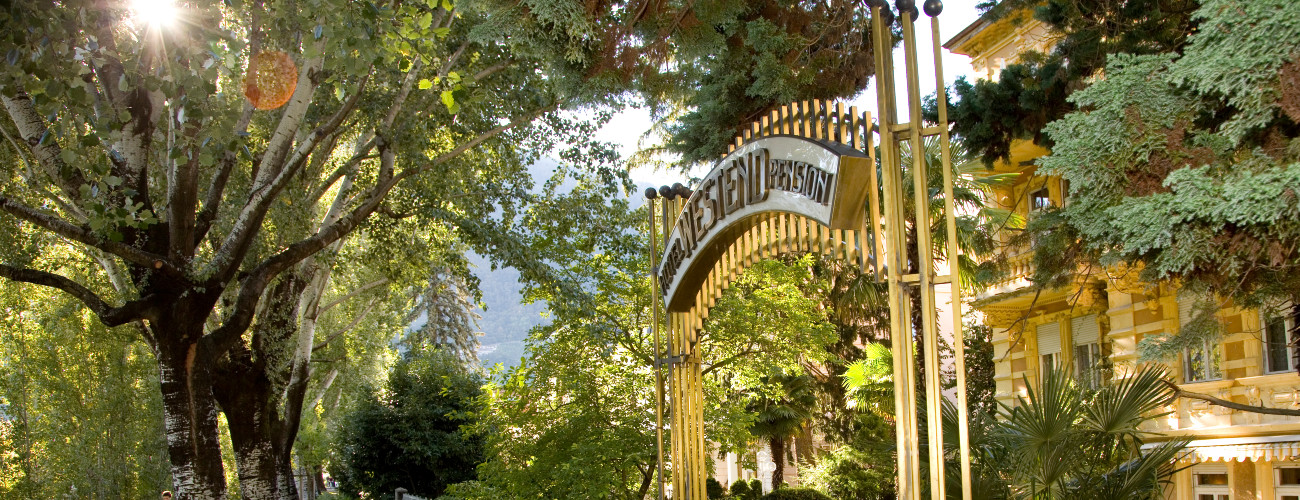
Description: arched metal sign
657,135,874,312
643,3,971,499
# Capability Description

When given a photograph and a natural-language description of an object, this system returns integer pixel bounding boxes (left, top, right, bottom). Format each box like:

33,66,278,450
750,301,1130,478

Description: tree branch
1,93,87,203
207,104,555,355
202,70,365,283
1162,379,1300,417
0,195,180,277
472,60,514,82
313,300,375,352
193,102,255,246
319,278,390,314
0,264,153,326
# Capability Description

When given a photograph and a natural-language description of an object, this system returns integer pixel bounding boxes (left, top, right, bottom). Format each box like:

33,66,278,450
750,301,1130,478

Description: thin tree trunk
635,465,652,500
769,436,785,489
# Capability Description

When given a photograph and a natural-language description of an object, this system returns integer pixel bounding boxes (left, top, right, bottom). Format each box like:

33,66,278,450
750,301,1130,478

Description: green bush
749,479,763,496
759,487,833,500
707,477,728,498
332,348,485,499
730,480,751,498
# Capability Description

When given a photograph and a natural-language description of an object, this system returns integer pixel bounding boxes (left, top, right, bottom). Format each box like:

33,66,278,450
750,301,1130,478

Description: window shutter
1037,322,1061,356
1178,294,1197,327
1072,314,1099,345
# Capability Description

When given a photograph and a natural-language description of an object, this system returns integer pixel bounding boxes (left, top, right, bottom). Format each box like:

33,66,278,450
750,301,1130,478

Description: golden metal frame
647,6,971,498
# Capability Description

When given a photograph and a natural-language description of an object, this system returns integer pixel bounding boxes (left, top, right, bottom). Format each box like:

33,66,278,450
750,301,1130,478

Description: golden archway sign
643,2,972,499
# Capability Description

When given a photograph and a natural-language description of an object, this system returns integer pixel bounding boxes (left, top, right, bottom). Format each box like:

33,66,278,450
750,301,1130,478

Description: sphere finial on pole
923,0,943,16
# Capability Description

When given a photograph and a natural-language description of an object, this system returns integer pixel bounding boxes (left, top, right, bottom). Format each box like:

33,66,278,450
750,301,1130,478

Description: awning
1144,434,1300,463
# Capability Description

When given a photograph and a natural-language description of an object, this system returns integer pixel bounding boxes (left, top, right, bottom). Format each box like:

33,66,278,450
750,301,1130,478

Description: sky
599,0,986,189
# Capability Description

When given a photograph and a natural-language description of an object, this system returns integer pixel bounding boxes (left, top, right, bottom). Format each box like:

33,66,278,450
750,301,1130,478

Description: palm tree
801,135,1019,442
843,352,1186,499
994,365,1186,499
748,370,819,489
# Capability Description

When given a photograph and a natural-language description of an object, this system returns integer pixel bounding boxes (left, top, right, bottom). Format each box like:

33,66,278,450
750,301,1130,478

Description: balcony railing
975,246,1035,302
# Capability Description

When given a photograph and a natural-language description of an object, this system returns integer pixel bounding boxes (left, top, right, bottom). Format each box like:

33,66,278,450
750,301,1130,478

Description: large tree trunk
214,275,308,500
216,359,299,500
155,319,228,500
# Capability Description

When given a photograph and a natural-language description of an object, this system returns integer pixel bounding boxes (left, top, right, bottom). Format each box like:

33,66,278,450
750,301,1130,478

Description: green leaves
1016,0,1300,308
992,366,1182,499
333,347,485,499
441,89,458,113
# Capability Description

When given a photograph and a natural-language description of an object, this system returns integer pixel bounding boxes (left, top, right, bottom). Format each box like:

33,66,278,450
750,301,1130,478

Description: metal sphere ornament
659,185,674,199
878,7,894,26
645,187,659,199
895,0,915,12
905,6,919,19
923,0,943,16
242,51,298,110
864,0,886,8
673,183,691,198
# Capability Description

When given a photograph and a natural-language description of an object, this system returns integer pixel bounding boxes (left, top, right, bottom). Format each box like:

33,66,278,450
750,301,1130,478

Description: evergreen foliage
1035,0,1300,309
988,367,1185,498
405,268,483,364
597,1,894,168
332,347,484,500
937,0,1199,166
747,371,818,489
796,412,895,499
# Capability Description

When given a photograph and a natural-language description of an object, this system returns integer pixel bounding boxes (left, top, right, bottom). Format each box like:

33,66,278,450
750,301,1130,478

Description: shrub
759,487,833,500
730,480,752,498
749,479,763,497
707,477,728,498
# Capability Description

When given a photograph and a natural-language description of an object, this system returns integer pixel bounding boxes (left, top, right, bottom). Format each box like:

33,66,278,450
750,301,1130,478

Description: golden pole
931,10,974,499
900,6,947,498
648,193,667,500
871,4,922,498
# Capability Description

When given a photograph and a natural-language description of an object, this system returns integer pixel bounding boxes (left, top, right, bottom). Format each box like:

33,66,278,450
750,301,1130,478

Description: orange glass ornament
242,51,298,110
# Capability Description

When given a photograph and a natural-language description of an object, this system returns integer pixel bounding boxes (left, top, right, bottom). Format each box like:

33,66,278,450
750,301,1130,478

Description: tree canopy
939,0,1199,167
0,0,641,496
1033,0,1300,308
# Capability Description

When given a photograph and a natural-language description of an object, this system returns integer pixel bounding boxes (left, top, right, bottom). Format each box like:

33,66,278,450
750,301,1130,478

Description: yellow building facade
946,12,1300,500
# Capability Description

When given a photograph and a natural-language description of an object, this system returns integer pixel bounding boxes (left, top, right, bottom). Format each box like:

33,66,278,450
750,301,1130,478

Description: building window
1265,308,1297,374
1071,314,1103,389
1193,467,1229,500
1279,466,1300,500
1180,294,1221,383
1030,187,1051,211
1037,321,1061,378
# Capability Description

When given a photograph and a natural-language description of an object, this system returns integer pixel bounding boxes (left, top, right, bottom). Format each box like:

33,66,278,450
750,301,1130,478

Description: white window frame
1192,465,1230,500
1277,463,1300,500
1263,306,1298,374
